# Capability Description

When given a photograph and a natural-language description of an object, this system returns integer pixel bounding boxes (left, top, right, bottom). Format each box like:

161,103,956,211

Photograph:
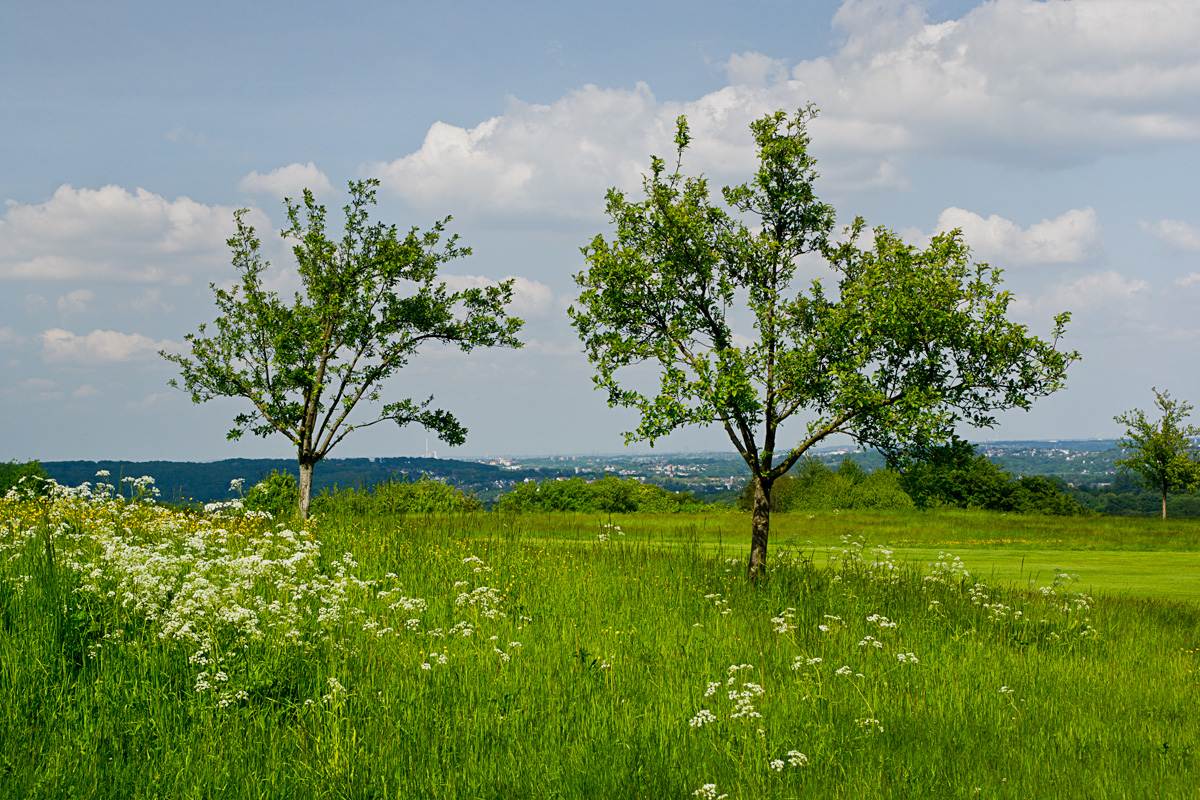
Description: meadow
2,478,1198,799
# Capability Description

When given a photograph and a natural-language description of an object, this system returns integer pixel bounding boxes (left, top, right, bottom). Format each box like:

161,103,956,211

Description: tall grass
2,484,1198,798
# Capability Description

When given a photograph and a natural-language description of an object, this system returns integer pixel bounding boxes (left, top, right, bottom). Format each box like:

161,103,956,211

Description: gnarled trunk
747,475,773,578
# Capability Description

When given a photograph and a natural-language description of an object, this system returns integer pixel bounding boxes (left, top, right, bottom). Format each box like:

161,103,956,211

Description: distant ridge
40,456,517,505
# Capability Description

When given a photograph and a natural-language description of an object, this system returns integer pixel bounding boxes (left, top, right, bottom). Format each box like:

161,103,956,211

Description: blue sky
3,0,1199,462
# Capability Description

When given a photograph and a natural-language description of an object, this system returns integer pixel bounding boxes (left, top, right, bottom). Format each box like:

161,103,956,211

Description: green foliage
497,476,706,514
242,470,300,519
313,475,479,516
739,457,914,512
0,459,49,497
899,438,1087,515
1113,388,1200,518
162,179,523,517
570,106,1077,572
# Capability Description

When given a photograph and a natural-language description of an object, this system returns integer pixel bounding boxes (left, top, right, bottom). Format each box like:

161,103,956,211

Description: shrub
313,475,479,516
0,459,50,497
243,470,300,519
496,476,706,513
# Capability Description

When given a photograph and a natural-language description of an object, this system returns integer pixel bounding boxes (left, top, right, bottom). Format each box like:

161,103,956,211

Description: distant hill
40,457,546,504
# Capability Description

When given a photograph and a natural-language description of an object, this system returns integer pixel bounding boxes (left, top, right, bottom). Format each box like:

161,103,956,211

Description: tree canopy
1114,388,1200,519
163,180,523,517
570,107,1078,575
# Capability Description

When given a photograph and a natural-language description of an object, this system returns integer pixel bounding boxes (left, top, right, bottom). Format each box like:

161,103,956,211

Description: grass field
2,486,1199,799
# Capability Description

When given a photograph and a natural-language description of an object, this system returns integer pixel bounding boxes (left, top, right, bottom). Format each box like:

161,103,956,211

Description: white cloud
72,384,100,398
238,162,334,200
440,274,558,318
1138,219,1200,252
365,1,1200,222
126,392,168,411
0,326,23,347
722,52,789,88
57,288,94,314
929,207,1102,265
796,0,1200,166
6,377,63,402
41,328,181,364
1014,269,1150,328
0,184,263,283
368,85,676,223
126,288,175,314
1176,272,1200,288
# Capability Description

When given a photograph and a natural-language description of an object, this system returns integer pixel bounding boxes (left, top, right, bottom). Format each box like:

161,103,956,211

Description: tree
163,180,523,518
570,107,1077,576
1113,388,1200,519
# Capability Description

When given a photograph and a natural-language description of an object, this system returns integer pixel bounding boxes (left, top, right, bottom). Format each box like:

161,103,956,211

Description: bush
738,456,914,512
899,438,1088,515
243,470,300,518
0,459,50,497
496,476,706,513
313,475,479,516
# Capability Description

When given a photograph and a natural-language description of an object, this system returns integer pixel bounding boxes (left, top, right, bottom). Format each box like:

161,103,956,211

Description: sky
3,0,1199,463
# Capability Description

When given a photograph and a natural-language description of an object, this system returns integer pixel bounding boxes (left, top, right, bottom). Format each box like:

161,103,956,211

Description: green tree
570,107,1077,576
0,459,49,497
1113,388,1200,519
163,180,523,518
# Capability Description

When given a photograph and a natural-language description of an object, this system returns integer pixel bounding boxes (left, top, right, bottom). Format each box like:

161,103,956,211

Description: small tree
163,180,523,518
570,108,1077,576
1113,388,1200,519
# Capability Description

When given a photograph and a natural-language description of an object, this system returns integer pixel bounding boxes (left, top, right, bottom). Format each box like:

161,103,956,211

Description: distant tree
898,437,1085,515
1113,388,1200,519
163,180,523,518
0,459,49,497
570,107,1077,576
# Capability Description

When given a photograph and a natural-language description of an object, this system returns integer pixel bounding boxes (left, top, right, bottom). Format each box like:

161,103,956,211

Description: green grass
2,494,1199,799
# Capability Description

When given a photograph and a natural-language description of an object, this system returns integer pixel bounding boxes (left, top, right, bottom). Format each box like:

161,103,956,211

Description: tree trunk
298,456,316,520
747,475,772,578
1162,489,1167,520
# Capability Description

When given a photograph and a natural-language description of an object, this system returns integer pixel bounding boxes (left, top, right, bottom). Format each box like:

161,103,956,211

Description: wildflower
689,709,717,728
769,759,785,772
692,784,727,800
787,750,808,767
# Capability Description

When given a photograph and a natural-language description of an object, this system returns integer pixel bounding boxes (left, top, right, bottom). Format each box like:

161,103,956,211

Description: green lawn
4,496,1199,799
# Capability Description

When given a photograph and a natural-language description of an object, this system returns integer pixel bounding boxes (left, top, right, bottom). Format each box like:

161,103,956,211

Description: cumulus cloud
366,0,1200,222
127,392,168,411
238,162,334,200
41,328,181,364
1138,219,1200,252
0,184,263,282
926,207,1102,265
57,288,94,315
1013,269,1150,329
797,0,1200,166
1176,272,1200,288
72,384,100,399
440,274,559,318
